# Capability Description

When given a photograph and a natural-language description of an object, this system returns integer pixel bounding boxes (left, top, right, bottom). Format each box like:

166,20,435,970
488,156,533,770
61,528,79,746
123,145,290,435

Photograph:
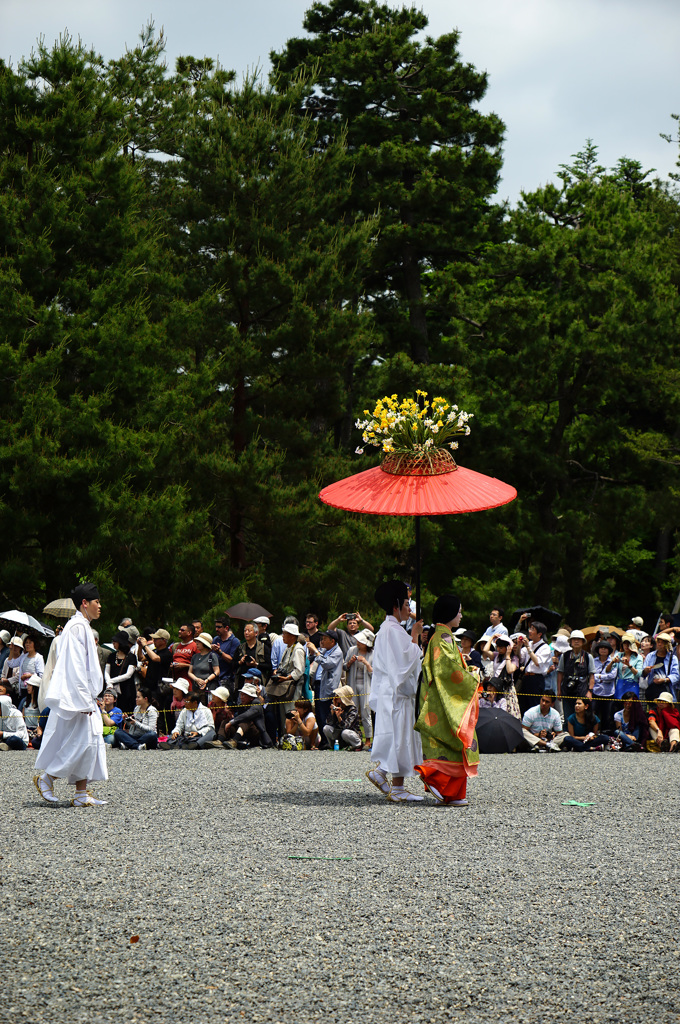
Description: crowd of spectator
0,601,678,755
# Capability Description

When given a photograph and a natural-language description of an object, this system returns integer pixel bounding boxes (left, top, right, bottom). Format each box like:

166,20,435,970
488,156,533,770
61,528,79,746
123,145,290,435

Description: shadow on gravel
243,789,438,807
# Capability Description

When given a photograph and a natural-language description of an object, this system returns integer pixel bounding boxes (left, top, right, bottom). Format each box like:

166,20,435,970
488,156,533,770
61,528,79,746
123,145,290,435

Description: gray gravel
4,747,680,1023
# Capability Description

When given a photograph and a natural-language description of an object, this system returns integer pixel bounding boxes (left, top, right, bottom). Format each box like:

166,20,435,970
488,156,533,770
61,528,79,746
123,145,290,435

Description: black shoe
236,739,251,749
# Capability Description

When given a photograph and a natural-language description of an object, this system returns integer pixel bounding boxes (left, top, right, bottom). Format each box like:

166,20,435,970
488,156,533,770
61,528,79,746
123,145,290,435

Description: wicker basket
380,449,457,477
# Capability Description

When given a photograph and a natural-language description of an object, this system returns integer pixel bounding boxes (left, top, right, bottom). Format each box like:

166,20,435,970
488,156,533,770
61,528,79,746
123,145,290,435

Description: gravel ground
4,747,680,1024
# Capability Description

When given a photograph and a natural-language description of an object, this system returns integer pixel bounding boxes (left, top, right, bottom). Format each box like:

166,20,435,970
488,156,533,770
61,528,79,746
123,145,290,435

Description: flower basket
381,449,457,477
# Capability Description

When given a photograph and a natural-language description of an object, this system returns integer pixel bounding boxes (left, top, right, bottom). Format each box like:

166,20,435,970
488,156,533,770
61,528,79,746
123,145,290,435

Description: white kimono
369,615,423,777
35,611,107,785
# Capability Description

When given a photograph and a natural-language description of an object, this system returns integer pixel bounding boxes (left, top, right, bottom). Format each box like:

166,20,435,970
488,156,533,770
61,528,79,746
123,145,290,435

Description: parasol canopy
43,597,77,619
319,464,516,517
582,624,626,643
226,602,272,621
475,705,525,754
0,609,54,638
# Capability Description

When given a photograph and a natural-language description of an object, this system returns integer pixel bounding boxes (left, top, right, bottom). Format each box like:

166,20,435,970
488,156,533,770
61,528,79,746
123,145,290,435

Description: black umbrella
475,706,524,754
509,605,562,634
226,602,272,621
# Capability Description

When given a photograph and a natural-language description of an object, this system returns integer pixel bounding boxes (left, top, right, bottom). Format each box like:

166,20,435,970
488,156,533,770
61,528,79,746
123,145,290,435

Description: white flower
355,446,364,454
449,441,459,450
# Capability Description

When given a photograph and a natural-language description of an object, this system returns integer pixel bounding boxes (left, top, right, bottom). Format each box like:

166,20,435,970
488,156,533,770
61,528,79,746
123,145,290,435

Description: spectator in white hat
0,693,29,750
188,633,220,700
1,636,25,693
556,630,594,721
344,628,374,749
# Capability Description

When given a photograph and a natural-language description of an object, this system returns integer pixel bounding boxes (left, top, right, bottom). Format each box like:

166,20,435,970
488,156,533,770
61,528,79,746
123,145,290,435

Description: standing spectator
521,691,567,751
613,635,644,699
266,624,306,744
591,640,618,732
455,629,483,672
557,630,594,721
304,614,323,648
344,628,374,748
91,630,110,680
478,679,507,711
105,630,138,713
0,631,11,676
192,619,203,638
171,624,197,682
626,617,646,644
326,611,375,657
138,629,174,733
20,636,44,701
1,636,25,693
271,617,300,673
306,629,343,743
481,634,519,681
655,613,674,637
236,623,272,689
516,621,553,715
212,615,241,695
188,633,220,698
481,607,509,640
642,633,679,703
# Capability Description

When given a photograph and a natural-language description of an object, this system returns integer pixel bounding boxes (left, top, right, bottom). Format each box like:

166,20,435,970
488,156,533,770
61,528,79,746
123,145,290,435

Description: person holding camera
556,630,595,721
521,690,566,751
323,686,362,750
236,623,272,690
282,699,319,750
516,619,553,715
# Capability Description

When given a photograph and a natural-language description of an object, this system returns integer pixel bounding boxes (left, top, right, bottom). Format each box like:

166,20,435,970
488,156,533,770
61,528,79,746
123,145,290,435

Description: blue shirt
315,643,344,699
212,633,240,685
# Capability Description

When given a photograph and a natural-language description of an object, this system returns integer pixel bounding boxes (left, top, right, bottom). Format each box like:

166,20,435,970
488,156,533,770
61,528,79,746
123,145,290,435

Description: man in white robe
366,580,424,803
34,582,108,807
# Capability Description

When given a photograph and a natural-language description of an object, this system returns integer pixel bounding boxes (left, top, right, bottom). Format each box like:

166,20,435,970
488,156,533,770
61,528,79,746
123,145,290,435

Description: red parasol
319,462,517,615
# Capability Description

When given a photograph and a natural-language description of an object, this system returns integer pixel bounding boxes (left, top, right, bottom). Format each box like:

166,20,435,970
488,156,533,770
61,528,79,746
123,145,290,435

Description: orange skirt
415,758,475,803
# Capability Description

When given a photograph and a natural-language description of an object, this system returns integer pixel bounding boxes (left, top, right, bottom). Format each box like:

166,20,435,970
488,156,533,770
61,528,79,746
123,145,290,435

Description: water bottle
333,738,340,751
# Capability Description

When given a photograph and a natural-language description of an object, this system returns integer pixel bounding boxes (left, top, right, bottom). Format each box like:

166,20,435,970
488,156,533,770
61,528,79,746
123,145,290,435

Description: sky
4,0,678,202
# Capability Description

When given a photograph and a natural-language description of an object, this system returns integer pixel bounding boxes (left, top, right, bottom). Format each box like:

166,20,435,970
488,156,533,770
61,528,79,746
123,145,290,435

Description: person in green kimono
415,594,480,806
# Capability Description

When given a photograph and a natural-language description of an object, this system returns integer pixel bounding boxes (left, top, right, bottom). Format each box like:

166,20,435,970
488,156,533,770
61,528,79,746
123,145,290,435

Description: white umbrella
43,597,77,619
0,609,53,637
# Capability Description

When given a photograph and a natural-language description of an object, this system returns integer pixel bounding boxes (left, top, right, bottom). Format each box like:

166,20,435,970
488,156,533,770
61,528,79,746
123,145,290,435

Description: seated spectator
0,692,29,750
223,676,273,749
99,688,124,745
166,691,215,749
171,624,197,682
20,674,43,747
344,628,374,750
236,623,272,689
562,697,605,751
613,635,644,699
612,692,649,751
188,632,220,698
170,679,188,726
591,640,618,732
322,685,362,750
642,633,679,703
113,688,159,749
478,679,507,711
105,630,138,713
283,699,319,750
647,693,680,752
207,686,234,745
521,690,567,751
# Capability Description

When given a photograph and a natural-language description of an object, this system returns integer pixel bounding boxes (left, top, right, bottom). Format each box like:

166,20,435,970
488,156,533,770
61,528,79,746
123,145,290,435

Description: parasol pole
414,516,421,620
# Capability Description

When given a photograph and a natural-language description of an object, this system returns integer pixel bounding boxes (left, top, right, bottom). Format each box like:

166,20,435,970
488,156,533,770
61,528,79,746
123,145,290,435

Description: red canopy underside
319,464,517,517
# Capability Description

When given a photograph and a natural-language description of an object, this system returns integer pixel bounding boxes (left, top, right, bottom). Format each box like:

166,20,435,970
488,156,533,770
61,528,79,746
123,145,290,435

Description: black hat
320,629,340,644
71,582,100,606
375,580,408,614
111,630,132,649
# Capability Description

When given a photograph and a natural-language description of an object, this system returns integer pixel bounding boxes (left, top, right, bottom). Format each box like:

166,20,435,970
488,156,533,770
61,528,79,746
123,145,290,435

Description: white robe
34,611,107,785
369,615,423,777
